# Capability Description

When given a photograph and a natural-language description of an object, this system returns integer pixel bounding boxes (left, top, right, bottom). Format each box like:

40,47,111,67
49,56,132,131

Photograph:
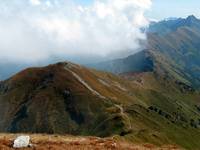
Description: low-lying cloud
0,0,151,64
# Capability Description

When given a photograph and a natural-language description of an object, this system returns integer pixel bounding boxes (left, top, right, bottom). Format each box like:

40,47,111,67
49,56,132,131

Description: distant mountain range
1,15,200,150
91,15,200,89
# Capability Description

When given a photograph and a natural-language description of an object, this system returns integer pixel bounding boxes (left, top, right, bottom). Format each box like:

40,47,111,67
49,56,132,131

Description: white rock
13,135,30,148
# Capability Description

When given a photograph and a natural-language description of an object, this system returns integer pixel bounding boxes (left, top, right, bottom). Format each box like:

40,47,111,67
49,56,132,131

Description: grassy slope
147,21,200,88
86,67,200,149
117,71,200,150
0,62,200,149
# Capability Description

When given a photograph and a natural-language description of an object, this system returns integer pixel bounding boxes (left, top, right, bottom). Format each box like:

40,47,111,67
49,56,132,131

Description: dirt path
64,66,106,99
115,104,132,130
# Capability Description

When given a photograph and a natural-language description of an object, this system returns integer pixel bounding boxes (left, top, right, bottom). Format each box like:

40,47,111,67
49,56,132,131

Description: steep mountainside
91,15,200,88
90,50,154,74
148,15,200,88
0,62,200,149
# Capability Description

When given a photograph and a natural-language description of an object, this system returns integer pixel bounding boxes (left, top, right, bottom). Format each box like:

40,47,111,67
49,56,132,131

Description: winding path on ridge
114,104,132,130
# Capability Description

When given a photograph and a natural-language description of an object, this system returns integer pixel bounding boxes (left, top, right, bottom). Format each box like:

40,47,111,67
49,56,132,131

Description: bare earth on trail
0,134,182,150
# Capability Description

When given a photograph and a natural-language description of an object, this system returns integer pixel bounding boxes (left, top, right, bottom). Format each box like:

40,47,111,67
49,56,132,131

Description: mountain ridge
91,15,200,89
0,61,200,149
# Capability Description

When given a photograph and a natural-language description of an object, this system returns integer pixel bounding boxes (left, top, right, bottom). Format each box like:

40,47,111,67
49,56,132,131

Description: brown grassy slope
0,61,145,136
0,134,182,150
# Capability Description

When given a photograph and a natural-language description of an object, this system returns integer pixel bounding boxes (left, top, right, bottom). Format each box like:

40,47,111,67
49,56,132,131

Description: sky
75,0,200,20
0,0,199,66
147,0,200,20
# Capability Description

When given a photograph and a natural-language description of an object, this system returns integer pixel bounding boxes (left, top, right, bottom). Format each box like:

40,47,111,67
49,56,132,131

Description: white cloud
0,0,152,63
30,0,41,5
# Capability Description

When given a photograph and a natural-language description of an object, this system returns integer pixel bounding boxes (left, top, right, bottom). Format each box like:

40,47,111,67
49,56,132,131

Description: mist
0,0,151,63
0,0,151,79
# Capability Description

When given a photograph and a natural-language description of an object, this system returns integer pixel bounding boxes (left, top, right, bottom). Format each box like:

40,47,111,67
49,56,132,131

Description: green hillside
0,61,200,149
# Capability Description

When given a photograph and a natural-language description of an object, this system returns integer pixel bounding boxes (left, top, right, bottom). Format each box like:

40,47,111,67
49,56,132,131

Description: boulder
13,135,30,148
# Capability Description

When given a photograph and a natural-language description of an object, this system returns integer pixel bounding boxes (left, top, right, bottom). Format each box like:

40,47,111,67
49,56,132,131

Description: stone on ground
13,135,30,148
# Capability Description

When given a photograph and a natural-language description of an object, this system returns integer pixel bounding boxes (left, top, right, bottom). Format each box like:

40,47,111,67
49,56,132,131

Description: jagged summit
186,15,198,21
147,15,200,35
184,15,200,26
